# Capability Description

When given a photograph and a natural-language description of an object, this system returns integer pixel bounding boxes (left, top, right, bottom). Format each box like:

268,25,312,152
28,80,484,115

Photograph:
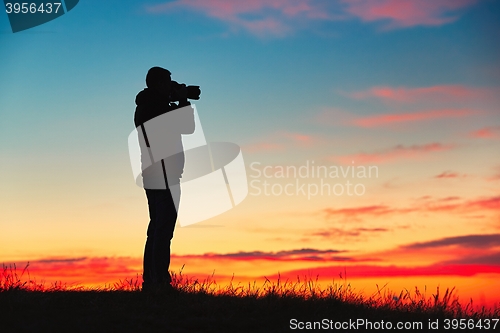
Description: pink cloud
335,142,455,164
341,0,477,29
469,126,500,139
466,196,500,211
281,132,316,145
145,0,332,37
145,0,478,36
347,85,492,103
351,109,476,127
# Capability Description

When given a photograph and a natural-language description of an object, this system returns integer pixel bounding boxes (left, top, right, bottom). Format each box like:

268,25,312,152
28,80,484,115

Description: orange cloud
350,109,476,127
335,142,455,164
434,171,466,179
311,227,390,240
3,257,142,287
341,0,478,29
322,204,414,222
320,195,500,222
422,196,500,213
347,85,492,103
324,205,405,218
172,248,353,262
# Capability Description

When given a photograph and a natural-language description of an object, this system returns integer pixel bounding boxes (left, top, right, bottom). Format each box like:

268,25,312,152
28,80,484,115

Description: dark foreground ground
1,288,497,333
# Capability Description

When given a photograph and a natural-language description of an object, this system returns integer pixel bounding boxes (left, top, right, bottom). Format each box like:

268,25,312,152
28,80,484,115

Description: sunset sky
1,0,499,308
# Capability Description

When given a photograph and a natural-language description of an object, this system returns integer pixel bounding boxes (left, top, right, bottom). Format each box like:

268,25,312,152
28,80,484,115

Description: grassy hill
1,265,498,332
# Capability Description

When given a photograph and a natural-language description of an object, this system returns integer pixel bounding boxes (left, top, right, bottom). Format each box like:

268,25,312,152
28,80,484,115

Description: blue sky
2,1,498,150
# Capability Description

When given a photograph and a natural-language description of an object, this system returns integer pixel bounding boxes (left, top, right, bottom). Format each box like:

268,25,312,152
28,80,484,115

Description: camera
171,81,201,101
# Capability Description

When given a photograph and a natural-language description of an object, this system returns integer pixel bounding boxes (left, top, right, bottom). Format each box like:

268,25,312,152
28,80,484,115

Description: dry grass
1,263,499,332
4,264,494,316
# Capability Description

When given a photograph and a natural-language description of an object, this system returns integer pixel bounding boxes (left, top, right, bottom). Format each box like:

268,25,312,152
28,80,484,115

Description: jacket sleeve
181,104,196,134
171,101,195,135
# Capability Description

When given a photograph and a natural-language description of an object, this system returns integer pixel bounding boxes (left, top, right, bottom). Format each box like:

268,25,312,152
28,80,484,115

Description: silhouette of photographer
134,66,199,291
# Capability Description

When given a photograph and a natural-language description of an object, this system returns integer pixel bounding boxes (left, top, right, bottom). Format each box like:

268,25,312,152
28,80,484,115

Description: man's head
146,67,172,95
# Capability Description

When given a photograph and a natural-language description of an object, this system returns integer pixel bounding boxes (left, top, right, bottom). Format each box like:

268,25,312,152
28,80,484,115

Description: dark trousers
143,187,179,287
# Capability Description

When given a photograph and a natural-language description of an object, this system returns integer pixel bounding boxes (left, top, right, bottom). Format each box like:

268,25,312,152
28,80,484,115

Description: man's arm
172,100,195,135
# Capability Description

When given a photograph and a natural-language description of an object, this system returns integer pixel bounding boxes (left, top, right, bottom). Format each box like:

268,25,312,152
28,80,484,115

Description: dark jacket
134,88,195,189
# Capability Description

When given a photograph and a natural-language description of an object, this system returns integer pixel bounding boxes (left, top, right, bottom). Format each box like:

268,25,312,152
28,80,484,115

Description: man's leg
143,189,157,289
147,188,178,285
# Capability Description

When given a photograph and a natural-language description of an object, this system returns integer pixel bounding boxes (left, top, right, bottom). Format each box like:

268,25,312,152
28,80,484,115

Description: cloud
443,252,500,266
268,263,500,280
346,85,494,103
350,109,476,128
341,0,478,29
173,248,353,262
145,0,335,37
2,257,143,286
317,107,478,128
335,142,455,164
322,205,414,222
197,235,498,280
402,234,500,250
469,126,500,139
311,227,389,239
370,233,500,269
422,196,500,213
282,132,316,145
433,171,467,179
319,85,495,129
321,195,500,221
145,0,478,37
